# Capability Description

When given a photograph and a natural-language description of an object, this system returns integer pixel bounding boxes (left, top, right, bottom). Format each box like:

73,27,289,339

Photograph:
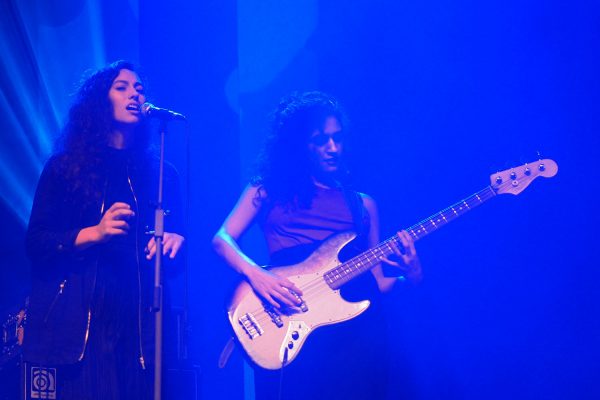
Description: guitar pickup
264,305,284,328
239,313,263,339
290,291,308,312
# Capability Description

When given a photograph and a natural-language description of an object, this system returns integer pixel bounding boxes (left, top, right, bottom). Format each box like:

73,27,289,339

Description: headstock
490,159,558,195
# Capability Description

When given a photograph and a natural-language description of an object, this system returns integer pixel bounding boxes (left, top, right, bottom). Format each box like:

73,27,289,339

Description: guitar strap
218,337,236,369
342,187,368,239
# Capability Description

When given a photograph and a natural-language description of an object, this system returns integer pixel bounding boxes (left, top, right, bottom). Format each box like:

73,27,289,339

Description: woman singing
23,60,185,400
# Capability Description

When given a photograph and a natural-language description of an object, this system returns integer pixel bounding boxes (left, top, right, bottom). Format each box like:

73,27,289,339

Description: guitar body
227,231,370,370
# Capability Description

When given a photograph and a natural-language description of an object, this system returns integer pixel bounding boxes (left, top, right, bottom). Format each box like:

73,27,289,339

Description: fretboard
323,186,497,289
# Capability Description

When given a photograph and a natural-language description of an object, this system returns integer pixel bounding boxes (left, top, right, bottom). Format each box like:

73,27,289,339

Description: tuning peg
510,172,517,180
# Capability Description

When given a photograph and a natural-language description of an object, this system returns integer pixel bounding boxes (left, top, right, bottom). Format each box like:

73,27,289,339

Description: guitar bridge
239,313,263,339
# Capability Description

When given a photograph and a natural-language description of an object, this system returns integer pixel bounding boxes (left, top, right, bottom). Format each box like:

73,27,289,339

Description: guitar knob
292,331,299,340
524,167,531,176
510,172,516,180
288,341,294,349
538,163,545,171
495,176,502,184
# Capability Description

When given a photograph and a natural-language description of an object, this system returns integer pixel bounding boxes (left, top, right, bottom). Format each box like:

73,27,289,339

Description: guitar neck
324,185,497,289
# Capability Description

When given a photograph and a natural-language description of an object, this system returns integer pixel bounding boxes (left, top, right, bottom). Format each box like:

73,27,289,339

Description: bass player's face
308,116,344,175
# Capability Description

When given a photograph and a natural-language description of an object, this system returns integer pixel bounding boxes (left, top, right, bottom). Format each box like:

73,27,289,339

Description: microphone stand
152,120,167,400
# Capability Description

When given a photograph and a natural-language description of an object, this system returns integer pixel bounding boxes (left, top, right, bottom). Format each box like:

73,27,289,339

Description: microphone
141,102,187,121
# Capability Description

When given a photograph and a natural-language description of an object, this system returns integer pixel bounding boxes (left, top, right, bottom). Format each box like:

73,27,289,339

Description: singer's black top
23,147,184,366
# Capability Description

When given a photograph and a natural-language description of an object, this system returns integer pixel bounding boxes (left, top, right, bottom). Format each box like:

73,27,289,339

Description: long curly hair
55,60,152,204
252,91,349,207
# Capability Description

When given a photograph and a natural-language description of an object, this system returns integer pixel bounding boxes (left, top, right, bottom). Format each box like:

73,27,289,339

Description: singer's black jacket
23,148,184,366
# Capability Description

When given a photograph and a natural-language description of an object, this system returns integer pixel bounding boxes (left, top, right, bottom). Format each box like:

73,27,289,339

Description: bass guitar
227,159,558,370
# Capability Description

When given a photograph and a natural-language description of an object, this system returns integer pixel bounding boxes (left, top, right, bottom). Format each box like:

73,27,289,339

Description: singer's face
108,69,146,125
307,116,344,175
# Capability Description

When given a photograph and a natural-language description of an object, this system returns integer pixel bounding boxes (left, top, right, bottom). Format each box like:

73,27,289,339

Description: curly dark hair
252,91,349,207
55,60,152,204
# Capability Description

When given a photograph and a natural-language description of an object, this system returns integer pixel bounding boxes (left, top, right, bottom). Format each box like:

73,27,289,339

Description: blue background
1,0,599,398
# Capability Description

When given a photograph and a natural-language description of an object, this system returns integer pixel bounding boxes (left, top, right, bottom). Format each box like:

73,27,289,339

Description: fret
385,242,393,253
427,219,437,229
325,186,496,289
368,249,377,260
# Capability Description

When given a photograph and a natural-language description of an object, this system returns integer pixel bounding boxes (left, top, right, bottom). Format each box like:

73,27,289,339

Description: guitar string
245,277,338,327
246,185,492,321
250,235,406,325
240,183,503,326
246,211,488,326
243,186,498,325
245,234,403,324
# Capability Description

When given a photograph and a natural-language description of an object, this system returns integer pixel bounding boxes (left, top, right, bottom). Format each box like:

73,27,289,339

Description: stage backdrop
1,1,599,399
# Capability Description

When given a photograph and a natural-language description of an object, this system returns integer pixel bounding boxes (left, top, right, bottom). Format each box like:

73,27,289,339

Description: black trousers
56,314,151,400
253,312,389,400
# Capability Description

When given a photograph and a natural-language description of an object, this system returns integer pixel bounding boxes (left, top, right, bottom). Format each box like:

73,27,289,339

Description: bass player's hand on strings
245,266,303,309
380,230,423,284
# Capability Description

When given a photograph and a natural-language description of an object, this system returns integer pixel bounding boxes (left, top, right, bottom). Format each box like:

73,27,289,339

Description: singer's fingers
110,208,135,221
146,245,156,260
161,233,185,259
106,202,131,213
146,236,155,249
163,240,179,258
106,227,128,236
109,220,130,231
